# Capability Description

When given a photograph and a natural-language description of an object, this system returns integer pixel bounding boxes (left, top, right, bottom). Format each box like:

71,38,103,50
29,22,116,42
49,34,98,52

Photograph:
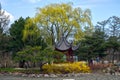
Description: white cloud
26,0,41,3
1,9,15,22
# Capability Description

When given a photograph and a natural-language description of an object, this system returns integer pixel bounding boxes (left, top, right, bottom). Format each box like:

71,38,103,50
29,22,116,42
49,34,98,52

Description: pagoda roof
55,36,80,51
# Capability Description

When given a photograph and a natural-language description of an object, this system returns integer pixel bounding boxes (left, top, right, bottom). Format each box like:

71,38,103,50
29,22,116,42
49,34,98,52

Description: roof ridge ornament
55,35,79,51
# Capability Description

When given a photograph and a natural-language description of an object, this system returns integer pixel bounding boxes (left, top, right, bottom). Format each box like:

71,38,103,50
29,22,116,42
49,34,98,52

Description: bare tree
0,3,10,67
0,3,10,34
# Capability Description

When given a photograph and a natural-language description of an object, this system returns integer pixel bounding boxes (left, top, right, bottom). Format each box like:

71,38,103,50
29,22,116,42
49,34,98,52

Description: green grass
0,68,41,74
0,68,15,72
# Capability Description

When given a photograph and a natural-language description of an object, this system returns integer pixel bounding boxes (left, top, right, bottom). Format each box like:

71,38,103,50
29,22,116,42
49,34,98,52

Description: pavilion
55,36,79,62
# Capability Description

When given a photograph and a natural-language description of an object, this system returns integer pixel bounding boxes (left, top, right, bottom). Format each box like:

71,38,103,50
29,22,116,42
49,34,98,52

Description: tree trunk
112,49,115,64
19,60,25,68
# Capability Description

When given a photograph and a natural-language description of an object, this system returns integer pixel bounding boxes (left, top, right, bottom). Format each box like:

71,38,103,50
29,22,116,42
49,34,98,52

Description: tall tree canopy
9,17,26,52
34,3,93,45
96,16,120,37
107,16,120,37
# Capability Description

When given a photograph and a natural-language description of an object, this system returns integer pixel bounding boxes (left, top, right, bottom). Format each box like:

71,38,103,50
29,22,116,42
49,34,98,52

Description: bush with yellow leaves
42,61,91,74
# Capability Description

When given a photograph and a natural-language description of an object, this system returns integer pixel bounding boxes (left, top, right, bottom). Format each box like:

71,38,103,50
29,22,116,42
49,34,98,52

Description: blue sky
0,0,120,25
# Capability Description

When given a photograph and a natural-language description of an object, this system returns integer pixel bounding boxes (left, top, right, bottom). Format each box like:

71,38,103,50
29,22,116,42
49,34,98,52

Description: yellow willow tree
22,17,41,46
35,3,93,45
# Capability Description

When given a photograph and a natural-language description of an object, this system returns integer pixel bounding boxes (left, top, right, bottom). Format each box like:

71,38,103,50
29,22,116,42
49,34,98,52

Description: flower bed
42,62,91,74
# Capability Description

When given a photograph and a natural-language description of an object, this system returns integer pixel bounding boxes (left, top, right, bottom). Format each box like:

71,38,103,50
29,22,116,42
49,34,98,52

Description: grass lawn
0,68,41,74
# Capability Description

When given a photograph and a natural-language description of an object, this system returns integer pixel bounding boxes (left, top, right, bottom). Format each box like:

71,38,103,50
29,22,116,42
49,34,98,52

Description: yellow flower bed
42,61,91,74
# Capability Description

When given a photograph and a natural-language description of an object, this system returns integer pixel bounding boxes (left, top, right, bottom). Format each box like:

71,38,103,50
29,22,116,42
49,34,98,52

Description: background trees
94,16,120,63
76,16,120,63
105,16,120,63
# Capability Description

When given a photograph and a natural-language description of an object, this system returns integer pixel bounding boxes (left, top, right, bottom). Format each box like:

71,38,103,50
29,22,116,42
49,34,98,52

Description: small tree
15,46,64,69
15,46,41,68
